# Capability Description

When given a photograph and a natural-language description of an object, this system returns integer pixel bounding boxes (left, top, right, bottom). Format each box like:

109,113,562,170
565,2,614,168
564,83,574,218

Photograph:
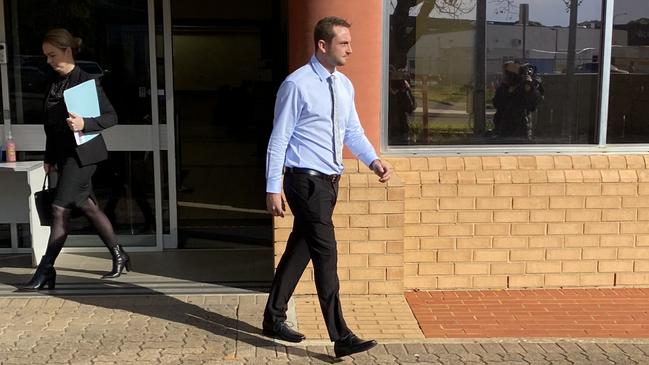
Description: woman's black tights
44,198,118,261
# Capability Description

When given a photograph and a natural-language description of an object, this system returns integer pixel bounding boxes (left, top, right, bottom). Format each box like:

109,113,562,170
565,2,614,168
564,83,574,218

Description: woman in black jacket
22,29,131,290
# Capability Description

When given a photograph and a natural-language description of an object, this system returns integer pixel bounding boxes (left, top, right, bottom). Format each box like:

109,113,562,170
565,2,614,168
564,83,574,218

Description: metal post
474,0,486,135
0,0,11,134
147,0,163,249
554,28,559,71
598,0,614,145
0,0,17,251
565,0,579,141
163,0,179,248
520,4,529,61
421,76,428,138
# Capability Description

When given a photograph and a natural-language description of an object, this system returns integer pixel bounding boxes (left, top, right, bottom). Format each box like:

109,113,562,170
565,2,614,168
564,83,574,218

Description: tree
388,0,585,141
390,0,475,69
561,0,584,11
490,0,584,17
390,0,588,67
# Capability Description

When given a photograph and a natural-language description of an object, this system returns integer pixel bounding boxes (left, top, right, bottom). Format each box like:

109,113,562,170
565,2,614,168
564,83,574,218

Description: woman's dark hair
313,16,351,50
43,29,82,56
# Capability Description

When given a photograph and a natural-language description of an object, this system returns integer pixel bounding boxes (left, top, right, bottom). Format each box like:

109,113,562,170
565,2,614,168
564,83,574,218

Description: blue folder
63,79,100,145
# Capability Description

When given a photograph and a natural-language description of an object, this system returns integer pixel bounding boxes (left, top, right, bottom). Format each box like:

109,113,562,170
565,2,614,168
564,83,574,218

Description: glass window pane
486,0,602,144
17,223,31,248
70,151,156,236
21,151,156,246
6,0,152,125
388,0,477,145
387,0,604,146
161,150,170,234
0,225,10,248
606,0,649,143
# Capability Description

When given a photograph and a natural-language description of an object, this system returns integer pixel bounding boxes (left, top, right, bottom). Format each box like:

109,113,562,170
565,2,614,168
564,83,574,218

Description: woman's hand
66,112,85,132
44,163,55,174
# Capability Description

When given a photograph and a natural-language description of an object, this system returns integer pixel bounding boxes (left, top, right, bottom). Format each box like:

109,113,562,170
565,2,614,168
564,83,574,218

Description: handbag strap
42,173,49,190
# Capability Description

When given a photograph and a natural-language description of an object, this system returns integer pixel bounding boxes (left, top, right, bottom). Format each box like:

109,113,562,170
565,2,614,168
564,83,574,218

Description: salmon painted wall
287,0,383,156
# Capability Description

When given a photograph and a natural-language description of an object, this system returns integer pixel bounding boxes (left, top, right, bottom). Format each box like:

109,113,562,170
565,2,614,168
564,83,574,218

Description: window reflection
607,0,649,143
17,224,31,248
387,0,604,146
6,0,152,125
20,151,156,245
485,0,602,145
69,151,156,237
388,0,476,145
0,225,9,248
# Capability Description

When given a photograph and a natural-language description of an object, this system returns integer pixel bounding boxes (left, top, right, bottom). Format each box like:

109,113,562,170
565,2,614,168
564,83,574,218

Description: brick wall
399,155,649,290
273,159,405,295
272,155,649,294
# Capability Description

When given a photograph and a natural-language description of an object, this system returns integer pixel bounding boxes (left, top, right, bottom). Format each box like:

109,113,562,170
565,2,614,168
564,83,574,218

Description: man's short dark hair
314,16,351,49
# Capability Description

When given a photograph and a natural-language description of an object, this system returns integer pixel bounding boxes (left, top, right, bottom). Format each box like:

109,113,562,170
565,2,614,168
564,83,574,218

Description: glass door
170,0,281,249
0,0,166,251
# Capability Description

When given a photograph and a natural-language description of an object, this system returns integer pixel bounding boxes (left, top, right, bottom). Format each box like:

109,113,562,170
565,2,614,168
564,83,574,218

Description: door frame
162,0,179,249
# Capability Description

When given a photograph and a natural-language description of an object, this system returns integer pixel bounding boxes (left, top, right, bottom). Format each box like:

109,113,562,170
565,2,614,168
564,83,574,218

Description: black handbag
34,174,55,226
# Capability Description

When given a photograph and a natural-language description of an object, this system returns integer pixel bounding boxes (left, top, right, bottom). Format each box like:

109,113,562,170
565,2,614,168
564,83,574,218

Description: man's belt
284,167,341,183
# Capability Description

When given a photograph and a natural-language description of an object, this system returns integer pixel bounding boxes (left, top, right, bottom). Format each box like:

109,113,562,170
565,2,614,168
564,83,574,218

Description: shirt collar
310,54,338,81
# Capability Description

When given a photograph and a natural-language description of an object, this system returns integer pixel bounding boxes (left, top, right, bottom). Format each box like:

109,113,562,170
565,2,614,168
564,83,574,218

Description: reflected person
492,61,543,139
388,65,416,144
104,152,155,234
22,29,131,291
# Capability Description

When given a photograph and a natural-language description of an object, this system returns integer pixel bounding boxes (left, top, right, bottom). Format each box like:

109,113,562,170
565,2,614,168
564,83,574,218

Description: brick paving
405,288,649,338
295,295,425,340
1,293,649,363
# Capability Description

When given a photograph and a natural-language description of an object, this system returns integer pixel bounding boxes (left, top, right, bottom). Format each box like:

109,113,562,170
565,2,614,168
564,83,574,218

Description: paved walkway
295,295,424,340
405,289,649,338
2,293,649,364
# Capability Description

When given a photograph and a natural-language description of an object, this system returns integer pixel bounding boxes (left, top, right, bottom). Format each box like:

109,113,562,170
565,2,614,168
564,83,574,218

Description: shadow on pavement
1,269,339,363
0,250,274,292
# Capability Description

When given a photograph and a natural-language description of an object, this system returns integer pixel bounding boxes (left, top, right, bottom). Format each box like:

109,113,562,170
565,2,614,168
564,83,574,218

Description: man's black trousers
263,172,350,341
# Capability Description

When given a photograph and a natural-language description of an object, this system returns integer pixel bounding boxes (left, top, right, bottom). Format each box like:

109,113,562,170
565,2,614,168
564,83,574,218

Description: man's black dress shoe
334,334,377,358
262,322,305,343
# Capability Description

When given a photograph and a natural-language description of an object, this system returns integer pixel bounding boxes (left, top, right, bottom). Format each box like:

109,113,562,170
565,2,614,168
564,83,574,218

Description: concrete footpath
1,294,649,364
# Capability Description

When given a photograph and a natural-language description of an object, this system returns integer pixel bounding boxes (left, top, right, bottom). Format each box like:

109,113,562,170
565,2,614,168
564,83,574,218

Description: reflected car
76,60,105,77
20,65,47,92
575,62,630,74
14,57,106,123
19,58,104,90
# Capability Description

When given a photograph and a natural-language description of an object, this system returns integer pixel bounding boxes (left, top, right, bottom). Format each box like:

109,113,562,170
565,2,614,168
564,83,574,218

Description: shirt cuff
360,152,379,170
266,178,283,194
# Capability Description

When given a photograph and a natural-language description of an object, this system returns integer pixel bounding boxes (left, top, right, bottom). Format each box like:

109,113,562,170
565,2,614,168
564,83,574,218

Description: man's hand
266,192,286,217
370,159,392,183
66,112,85,132
524,75,533,92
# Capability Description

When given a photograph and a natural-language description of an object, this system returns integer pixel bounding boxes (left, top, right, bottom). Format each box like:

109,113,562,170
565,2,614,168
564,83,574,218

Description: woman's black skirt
53,157,96,208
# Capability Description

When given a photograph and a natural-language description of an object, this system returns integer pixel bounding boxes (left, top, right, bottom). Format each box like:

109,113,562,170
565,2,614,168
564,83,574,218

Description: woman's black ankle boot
20,255,57,291
102,244,131,279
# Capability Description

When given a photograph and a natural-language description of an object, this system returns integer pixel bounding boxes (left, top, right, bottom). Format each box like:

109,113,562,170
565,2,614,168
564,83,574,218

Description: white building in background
408,22,630,85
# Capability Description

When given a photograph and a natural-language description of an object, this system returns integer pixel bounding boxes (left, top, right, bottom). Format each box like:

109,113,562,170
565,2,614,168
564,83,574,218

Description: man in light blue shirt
262,16,392,359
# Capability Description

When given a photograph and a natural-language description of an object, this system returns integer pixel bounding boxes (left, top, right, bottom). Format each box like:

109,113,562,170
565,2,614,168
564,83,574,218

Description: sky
487,0,603,26
610,0,649,24
390,0,648,27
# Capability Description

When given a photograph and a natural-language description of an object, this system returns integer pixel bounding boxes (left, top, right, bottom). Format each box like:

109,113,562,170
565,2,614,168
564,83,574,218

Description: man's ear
317,40,327,54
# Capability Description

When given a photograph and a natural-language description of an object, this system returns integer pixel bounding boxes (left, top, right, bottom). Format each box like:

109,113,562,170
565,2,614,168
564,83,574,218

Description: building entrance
0,0,284,287
171,1,285,256
0,0,163,251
